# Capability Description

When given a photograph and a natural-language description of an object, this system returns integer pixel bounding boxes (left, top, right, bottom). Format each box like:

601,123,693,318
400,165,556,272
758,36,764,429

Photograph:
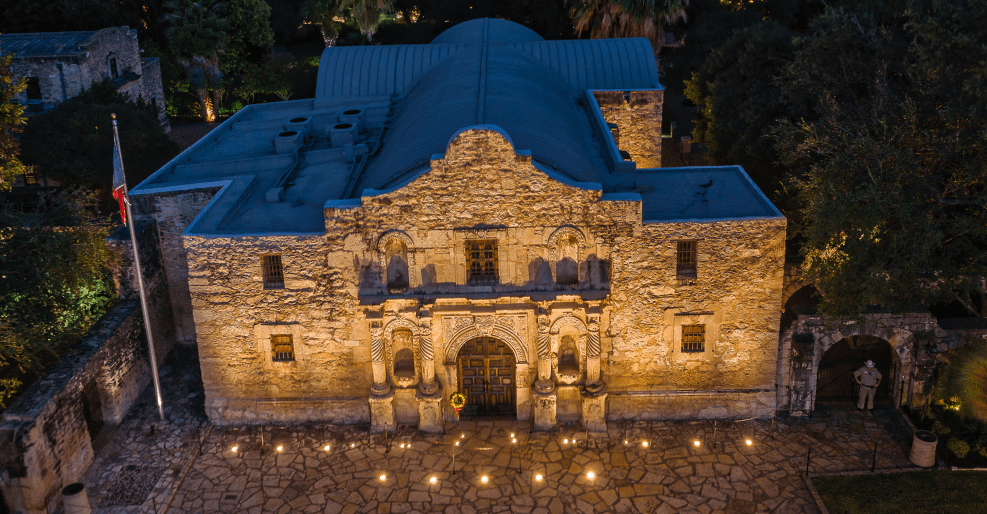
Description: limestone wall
180,127,786,425
594,90,664,168
0,301,162,514
133,187,224,345
604,218,787,419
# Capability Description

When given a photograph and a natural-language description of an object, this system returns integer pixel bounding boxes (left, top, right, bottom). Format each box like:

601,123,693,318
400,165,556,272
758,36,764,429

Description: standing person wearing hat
854,360,882,411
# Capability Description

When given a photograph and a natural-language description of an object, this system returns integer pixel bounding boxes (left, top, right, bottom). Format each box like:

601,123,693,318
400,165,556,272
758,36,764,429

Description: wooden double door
457,337,516,417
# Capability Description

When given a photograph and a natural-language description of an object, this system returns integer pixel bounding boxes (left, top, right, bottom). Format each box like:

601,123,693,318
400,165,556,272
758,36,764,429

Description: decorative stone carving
416,388,443,433
383,317,418,388
369,391,395,433
580,384,607,432
442,314,528,364
547,226,587,261
418,314,438,396
586,316,602,387
369,320,390,395
535,314,554,393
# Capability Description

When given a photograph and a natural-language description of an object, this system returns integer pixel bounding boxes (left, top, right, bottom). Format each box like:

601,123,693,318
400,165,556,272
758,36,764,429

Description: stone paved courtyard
82,349,918,514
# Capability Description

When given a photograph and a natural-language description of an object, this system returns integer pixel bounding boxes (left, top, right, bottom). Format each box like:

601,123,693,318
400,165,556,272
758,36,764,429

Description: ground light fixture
429,477,437,484
693,440,701,447
510,433,515,438
379,474,387,481
641,441,649,448
230,445,238,453
586,471,595,479
512,438,517,443
455,441,460,446
535,474,544,482
324,445,331,451
276,445,284,452
746,439,753,446
481,476,489,484
563,438,569,444
350,443,355,448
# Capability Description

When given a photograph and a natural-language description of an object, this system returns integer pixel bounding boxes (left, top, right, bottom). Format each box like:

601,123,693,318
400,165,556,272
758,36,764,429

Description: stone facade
0,27,168,130
171,128,786,431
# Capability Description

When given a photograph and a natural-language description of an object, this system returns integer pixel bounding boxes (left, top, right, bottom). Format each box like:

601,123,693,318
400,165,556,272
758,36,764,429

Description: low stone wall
0,220,175,514
0,301,167,513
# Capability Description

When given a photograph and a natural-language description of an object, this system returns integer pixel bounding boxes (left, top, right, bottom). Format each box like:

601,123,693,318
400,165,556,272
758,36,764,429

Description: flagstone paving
84,350,917,514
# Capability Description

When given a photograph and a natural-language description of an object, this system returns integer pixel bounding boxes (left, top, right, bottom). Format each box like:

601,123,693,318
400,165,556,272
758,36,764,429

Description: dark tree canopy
19,81,180,197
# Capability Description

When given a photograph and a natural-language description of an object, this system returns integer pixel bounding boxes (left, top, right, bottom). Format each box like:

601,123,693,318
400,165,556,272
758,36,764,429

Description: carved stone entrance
457,337,516,416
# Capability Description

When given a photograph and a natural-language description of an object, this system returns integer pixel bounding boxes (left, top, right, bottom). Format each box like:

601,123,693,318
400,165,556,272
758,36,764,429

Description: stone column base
416,386,444,434
581,382,608,432
369,390,395,433
532,387,558,432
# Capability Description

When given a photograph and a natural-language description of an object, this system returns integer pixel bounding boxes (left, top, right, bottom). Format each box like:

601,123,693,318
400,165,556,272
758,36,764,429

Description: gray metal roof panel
0,31,98,58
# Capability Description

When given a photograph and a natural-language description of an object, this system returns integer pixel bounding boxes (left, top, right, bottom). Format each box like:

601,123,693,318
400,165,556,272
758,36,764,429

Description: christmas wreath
449,392,467,418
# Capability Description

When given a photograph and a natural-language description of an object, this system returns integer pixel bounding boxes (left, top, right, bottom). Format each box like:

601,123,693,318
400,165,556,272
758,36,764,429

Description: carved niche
383,317,419,388
550,312,588,385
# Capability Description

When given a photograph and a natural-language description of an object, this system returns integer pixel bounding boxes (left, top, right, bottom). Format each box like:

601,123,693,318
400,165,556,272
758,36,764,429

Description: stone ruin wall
0,301,164,514
181,128,787,424
9,27,143,109
606,218,787,420
594,90,664,168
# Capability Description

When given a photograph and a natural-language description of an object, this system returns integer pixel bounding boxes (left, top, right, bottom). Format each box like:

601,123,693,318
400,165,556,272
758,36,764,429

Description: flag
112,117,128,225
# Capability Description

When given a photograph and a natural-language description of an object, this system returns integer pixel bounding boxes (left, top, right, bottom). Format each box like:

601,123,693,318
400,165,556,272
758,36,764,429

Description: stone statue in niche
391,330,416,387
557,335,580,384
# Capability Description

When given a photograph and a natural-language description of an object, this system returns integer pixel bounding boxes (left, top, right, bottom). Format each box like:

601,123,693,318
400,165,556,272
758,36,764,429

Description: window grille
466,240,498,284
681,324,705,353
271,334,294,361
677,240,697,278
262,255,284,289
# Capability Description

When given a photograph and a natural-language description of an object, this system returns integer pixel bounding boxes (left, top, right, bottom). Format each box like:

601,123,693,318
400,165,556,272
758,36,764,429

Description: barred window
681,324,705,353
466,240,498,284
676,240,697,278
271,334,294,362
23,170,39,186
262,255,284,289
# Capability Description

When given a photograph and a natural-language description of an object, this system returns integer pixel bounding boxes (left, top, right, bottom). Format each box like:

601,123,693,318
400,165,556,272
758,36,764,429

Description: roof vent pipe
338,109,365,132
329,123,356,148
273,130,302,154
283,117,311,136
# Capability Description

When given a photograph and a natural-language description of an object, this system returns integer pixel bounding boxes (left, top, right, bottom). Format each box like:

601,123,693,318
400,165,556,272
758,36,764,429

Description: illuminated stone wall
178,127,786,425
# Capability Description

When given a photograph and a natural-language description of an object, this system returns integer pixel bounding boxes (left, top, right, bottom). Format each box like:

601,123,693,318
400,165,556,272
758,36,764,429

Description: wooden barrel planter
909,430,938,468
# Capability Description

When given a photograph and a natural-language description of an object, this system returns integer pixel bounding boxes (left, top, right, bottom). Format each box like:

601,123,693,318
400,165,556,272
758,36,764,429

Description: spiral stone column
581,314,608,432
533,312,557,431
368,319,394,433
416,312,443,433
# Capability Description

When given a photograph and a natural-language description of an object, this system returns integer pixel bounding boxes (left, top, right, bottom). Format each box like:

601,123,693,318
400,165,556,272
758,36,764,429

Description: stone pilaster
416,386,444,434
369,391,395,433
535,314,554,394
581,382,608,432
532,389,558,431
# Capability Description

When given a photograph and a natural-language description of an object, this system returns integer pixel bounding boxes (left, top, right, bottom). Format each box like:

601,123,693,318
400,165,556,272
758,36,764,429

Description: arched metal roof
431,17,544,46
315,19,660,98
359,45,608,191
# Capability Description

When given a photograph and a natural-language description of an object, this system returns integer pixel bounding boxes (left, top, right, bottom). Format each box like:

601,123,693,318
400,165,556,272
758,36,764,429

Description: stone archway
456,337,517,417
784,314,918,415
816,335,899,403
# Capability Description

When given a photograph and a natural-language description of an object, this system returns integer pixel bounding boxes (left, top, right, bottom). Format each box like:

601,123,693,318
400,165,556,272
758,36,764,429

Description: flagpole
112,114,166,422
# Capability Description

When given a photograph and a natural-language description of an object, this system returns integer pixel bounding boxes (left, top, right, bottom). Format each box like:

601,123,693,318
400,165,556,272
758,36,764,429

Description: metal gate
457,338,516,417
816,357,860,401
81,379,104,440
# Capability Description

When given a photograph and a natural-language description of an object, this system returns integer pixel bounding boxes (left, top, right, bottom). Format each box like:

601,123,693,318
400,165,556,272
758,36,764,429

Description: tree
569,0,689,54
238,56,314,101
684,20,794,195
222,0,275,74
0,190,115,411
0,48,29,190
302,0,345,46
19,81,180,198
303,0,394,45
164,0,228,121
